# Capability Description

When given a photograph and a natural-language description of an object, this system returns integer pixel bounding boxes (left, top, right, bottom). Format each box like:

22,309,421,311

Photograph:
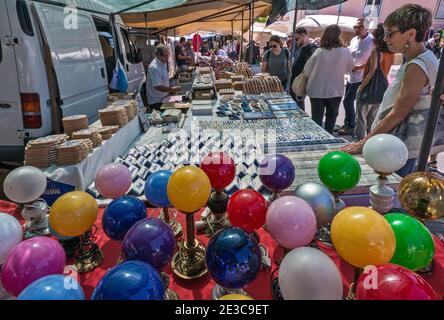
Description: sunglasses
271,45,279,48
353,25,364,30
384,29,401,39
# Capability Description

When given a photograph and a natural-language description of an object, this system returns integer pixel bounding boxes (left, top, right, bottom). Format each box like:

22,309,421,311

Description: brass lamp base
159,208,183,240
316,224,333,246
212,284,249,300
271,269,284,300
161,272,180,300
197,208,231,237
23,216,51,239
74,228,104,273
165,288,180,300
22,200,51,239
197,190,230,237
171,239,207,280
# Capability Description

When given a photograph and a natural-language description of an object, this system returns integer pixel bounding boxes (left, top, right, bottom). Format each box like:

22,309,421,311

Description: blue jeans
343,82,361,128
395,158,417,177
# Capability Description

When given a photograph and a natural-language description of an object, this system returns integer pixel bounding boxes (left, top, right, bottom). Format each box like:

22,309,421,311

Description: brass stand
59,236,81,259
250,231,271,271
74,227,104,273
171,213,207,280
318,192,345,245
316,224,333,245
333,192,346,213
21,199,51,239
160,207,183,240
268,192,280,205
162,272,180,300
212,284,250,300
270,268,283,300
346,267,363,300
197,190,230,237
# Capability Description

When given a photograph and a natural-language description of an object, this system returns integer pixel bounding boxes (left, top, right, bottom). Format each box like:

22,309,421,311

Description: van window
17,0,34,36
120,28,137,63
39,6,102,63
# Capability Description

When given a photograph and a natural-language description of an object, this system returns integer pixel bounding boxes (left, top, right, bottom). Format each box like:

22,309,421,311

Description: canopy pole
337,3,343,25
290,0,299,62
145,12,152,65
110,14,119,67
288,0,299,93
416,55,444,171
248,2,253,65
240,9,245,62
231,20,234,42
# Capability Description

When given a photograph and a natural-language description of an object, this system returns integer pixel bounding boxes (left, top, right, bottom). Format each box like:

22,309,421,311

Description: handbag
359,51,388,105
110,61,128,93
292,71,308,99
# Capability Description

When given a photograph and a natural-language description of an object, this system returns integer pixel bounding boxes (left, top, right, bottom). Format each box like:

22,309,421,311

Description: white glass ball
3,166,47,203
363,134,408,173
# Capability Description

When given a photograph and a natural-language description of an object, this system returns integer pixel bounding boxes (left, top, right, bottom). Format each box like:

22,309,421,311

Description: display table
44,117,142,190
1,200,444,300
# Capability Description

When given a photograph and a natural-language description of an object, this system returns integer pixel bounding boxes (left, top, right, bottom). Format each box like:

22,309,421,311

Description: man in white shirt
147,45,181,111
337,18,374,135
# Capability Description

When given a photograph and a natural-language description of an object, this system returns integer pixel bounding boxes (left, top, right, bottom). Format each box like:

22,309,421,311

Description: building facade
297,0,444,30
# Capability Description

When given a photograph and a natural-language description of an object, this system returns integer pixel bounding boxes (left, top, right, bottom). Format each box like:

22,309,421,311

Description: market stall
2,0,444,303
2,60,444,303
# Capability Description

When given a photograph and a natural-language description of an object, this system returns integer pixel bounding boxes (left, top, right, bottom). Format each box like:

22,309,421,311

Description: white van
0,0,146,162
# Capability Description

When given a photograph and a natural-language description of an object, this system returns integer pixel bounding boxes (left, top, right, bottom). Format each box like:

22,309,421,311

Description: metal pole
231,20,234,41
416,55,444,171
145,13,152,64
231,19,234,60
336,4,342,25
290,0,299,61
249,2,253,65
241,9,245,62
186,214,195,247
110,14,119,65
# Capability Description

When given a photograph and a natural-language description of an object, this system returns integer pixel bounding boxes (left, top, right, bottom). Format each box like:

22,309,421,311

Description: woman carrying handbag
355,24,394,140
302,25,354,134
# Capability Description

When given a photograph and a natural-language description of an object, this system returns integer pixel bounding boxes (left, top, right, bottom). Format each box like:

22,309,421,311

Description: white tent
296,15,358,32
248,23,288,46
296,15,359,43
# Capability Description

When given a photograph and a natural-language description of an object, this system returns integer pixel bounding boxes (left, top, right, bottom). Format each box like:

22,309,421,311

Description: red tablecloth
2,200,444,300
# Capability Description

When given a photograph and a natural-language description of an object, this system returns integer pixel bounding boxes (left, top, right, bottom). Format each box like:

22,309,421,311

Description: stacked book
62,115,89,135
72,128,103,148
99,106,128,127
56,140,90,166
24,134,68,168
97,127,113,140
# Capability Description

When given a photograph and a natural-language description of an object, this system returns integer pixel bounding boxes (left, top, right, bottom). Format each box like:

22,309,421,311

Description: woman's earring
403,42,410,53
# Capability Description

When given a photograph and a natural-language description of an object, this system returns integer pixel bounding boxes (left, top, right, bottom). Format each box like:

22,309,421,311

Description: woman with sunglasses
261,35,291,89
341,4,444,177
